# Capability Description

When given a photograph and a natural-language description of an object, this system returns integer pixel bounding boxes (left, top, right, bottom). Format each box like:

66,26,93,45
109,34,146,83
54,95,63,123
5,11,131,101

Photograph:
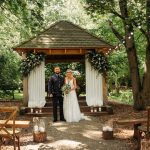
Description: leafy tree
0,50,20,99
91,17,146,93
108,50,130,93
85,0,150,110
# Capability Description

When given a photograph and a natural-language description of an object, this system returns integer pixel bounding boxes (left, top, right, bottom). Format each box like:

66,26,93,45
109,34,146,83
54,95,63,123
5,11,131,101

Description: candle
39,127,45,132
31,108,33,113
102,126,113,131
39,109,42,113
108,127,113,131
103,126,107,131
34,125,39,132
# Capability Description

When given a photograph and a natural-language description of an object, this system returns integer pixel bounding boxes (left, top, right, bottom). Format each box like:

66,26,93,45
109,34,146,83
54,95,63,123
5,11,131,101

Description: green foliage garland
86,51,109,74
20,52,45,77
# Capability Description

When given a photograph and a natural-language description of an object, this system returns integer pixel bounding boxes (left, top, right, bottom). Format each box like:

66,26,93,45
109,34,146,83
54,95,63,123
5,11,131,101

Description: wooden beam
14,48,111,55
45,55,85,63
102,75,107,105
45,59,84,64
22,53,29,106
80,49,82,54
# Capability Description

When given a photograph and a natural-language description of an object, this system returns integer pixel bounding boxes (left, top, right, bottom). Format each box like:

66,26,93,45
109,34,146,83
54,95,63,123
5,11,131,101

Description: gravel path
1,101,139,150
2,116,133,150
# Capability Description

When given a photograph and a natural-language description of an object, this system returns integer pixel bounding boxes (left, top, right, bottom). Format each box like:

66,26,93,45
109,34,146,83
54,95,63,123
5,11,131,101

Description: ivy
20,52,45,77
86,51,109,74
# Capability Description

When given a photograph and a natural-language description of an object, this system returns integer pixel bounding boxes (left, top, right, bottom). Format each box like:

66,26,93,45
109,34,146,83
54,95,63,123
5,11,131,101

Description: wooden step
25,106,93,113
84,111,108,116
24,106,107,113
25,111,108,117
22,105,111,117
25,112,52,117
25,107,52,113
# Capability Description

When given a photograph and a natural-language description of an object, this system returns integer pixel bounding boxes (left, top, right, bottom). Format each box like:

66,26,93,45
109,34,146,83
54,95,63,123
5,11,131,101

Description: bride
63,69,82,122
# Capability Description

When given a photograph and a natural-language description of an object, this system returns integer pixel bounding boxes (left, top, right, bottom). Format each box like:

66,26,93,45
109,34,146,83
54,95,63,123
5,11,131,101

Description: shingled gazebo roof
14,20,113,50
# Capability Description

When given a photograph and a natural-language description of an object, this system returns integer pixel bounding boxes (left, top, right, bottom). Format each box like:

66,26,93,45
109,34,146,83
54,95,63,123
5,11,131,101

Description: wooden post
147,107,150,133
133,123,141,139
22,53,29,106
23,77,28,106
102,75,107,105
141,139,150,150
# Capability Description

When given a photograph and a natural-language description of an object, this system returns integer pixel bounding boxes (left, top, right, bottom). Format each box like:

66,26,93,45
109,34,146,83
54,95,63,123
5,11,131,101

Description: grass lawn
0,89,133,104
0,90,23,101
108,89,133,105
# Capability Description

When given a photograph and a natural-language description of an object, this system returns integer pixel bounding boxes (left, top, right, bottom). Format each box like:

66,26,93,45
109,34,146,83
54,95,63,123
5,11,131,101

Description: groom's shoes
53,119,58,122
60,119,66,122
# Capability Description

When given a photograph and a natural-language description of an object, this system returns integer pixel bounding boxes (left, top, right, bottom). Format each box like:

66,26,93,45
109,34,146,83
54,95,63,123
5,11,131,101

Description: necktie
57,75,61,88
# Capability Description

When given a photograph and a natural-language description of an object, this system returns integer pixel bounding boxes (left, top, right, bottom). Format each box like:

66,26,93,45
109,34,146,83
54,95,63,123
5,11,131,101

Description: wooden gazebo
14,20,113,107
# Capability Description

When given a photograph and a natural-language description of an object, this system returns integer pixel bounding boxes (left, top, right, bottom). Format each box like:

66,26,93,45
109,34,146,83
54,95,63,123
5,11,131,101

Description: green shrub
109,89,133,105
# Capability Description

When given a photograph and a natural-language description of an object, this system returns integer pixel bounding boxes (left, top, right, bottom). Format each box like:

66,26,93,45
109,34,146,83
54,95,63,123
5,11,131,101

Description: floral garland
86,51,109,74
20,52,45,77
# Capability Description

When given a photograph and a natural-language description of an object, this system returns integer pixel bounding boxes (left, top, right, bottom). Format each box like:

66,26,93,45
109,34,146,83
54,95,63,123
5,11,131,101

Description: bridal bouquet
61,84,71,95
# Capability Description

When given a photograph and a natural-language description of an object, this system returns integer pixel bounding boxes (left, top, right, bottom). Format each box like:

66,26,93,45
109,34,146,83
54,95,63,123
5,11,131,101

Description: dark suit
48,74,65,121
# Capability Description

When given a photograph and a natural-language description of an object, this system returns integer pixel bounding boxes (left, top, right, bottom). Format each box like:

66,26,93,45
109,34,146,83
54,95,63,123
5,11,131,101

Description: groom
48,66,65,122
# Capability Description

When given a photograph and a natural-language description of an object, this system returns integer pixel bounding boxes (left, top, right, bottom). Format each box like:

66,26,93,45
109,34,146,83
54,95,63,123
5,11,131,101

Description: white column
28,61,46,107
85,59,103,106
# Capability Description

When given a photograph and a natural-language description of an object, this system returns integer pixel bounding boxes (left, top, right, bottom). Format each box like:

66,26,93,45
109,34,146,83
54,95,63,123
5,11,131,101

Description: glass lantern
94,108,97,112
91,107,94,112
33,117,39,133
39,117,46,133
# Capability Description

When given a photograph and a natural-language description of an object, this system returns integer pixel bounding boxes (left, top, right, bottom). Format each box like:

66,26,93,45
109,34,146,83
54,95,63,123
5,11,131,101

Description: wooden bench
0,107,31,150
0,107,19,150
114,119,147,139
137,107,150,149
0,120,30,128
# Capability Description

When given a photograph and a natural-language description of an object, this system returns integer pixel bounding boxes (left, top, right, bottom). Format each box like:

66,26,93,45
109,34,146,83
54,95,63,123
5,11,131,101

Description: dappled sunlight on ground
51,122,67,127
37,139,88,150
115,128,133,139
81,130,102,140
50,122,69,132
54,126,68,132
82,115,91,121
0,101,139,150
24,140,88,150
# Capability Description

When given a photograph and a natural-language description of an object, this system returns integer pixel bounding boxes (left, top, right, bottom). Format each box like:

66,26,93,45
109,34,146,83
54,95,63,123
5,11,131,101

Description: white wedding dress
63,79,82,122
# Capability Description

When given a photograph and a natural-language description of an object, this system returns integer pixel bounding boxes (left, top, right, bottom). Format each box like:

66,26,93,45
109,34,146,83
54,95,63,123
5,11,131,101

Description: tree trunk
141,0,150,106
119,0,144,110
141,44,150,106
126,45,144,110
125,30,143,109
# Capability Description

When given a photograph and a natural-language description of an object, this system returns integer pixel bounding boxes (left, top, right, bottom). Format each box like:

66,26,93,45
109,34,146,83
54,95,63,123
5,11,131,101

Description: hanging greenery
86,51,109,74
20,52,45,77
